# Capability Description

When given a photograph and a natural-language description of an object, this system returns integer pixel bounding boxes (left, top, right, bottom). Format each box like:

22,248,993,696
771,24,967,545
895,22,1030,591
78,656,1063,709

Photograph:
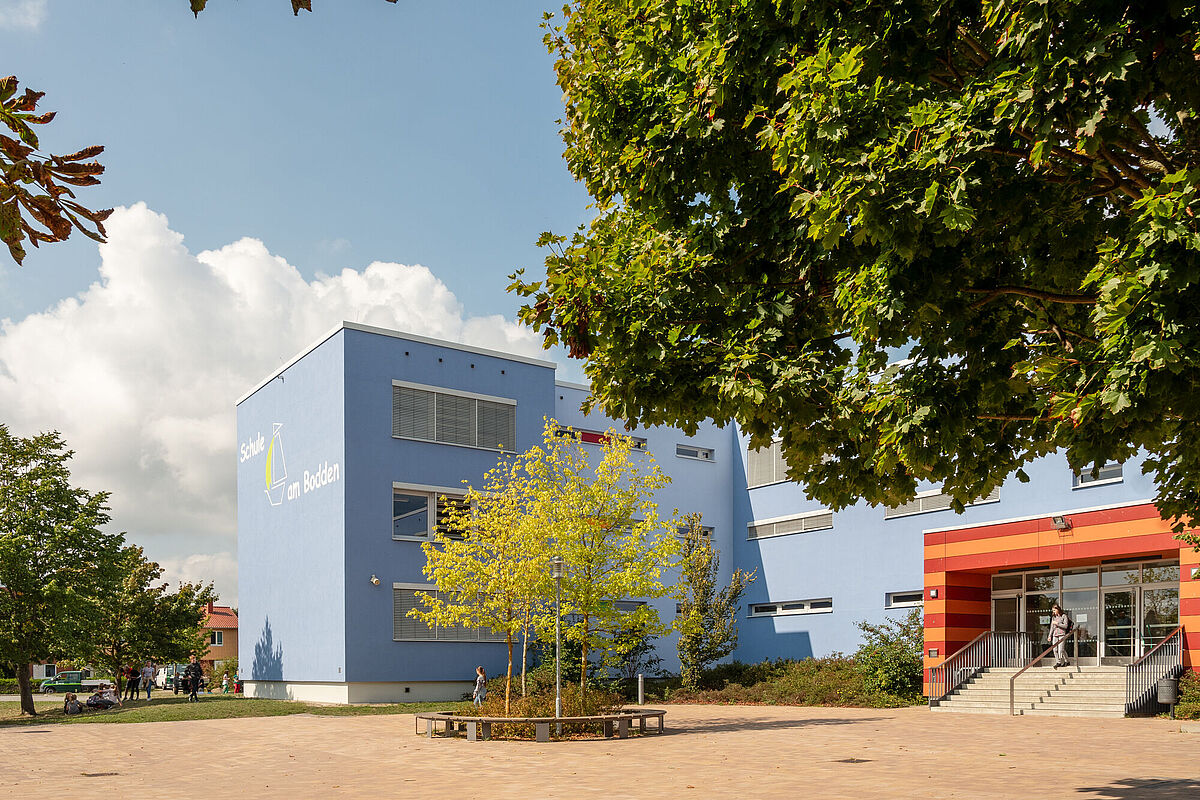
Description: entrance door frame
1100,586,1137,665
990,589,1023,632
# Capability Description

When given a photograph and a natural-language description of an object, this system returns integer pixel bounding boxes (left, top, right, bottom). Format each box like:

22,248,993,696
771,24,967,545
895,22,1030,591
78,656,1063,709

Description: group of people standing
121,660,158,701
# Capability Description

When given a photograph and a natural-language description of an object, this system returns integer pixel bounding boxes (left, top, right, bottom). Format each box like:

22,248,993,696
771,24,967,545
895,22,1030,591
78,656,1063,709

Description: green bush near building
1175,670,1200,720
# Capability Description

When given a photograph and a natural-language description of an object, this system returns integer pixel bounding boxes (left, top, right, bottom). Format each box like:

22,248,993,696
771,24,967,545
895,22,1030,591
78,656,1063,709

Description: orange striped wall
923,502,1196,693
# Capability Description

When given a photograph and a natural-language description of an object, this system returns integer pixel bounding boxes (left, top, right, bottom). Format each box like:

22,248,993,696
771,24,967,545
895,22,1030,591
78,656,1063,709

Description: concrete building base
244,680,472,704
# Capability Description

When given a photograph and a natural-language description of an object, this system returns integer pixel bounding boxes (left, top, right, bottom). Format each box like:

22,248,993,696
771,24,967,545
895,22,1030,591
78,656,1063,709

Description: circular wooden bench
413,708,666,742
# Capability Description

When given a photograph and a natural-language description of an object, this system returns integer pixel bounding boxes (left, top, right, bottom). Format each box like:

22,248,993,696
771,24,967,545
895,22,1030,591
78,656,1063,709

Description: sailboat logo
264,423,288,507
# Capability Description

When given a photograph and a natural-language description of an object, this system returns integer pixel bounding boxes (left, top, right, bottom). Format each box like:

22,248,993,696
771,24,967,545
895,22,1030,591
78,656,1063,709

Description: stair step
935,666,1134,719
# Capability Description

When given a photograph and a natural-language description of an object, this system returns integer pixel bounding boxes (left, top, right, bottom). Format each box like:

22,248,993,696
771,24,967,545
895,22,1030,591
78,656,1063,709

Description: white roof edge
236,321,559,406
555,380,592,392
236,322,345,406
922,498,1156,534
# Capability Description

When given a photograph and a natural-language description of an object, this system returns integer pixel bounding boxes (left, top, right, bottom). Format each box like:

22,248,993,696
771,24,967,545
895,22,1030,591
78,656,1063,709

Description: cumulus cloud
0,0,47,30
0,203,549,607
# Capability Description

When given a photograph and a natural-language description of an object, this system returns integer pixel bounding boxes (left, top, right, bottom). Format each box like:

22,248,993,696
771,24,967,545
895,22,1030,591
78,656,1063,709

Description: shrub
465,682,624,738
853,609,924,699
670,655,918,708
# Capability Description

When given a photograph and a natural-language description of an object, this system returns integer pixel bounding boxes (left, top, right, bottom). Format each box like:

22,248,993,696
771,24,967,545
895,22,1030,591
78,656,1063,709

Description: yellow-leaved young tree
409,456,548,714
529,420,679,706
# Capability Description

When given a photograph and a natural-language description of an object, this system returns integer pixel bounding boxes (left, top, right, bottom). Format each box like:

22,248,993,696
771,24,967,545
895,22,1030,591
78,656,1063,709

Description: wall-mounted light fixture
370,574,380,586
1051,515,1072,531
928,648,939,658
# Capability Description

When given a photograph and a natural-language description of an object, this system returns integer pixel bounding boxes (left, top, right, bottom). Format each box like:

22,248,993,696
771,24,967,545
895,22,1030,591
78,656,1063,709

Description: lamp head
370,574,381,586
549,556,565,579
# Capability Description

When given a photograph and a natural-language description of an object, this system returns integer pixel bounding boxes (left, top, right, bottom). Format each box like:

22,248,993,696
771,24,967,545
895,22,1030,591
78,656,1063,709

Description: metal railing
1125,624,1184,717
929,631,1035,707
1008,628,1079,716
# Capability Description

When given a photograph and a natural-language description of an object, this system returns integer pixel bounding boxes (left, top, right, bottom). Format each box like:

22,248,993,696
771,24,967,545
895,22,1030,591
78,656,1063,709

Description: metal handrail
1008,628,1079,716
929,631,1034,707
1125,624,1184,717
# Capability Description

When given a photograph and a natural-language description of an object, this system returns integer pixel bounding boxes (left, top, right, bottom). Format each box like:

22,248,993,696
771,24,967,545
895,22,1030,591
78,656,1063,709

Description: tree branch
966,286,1099,308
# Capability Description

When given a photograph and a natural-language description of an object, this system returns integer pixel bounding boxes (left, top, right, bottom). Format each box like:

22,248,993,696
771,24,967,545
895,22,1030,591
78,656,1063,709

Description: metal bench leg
481,722,492,741
466,721,478,742
638,717,646,733
658,714,665,733
444,720,454,735
617,719,629,739
535,722,550,743
425,719,434,738
603,720,613,738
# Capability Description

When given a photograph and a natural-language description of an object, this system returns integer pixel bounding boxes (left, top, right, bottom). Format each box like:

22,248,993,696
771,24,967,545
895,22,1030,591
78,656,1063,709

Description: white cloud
0,203,549,608
158,551,238,607
0,0,47,30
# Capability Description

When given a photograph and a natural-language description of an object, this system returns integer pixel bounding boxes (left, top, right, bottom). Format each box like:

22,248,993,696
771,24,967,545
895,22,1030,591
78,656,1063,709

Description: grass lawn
0,693,470,727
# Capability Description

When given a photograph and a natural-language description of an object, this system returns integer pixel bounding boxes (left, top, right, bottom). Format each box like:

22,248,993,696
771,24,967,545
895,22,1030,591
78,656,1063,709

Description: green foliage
665,656,918,708
1176,669,1200,720
853,609,925,698
72,545,218,693
211,658,239,689
469,681,624,738
676,513,755,690
513,0,1200,541
0,426,121,715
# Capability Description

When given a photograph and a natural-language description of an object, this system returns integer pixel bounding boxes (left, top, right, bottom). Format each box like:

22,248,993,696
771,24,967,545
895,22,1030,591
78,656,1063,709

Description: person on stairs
1049,603,1074,669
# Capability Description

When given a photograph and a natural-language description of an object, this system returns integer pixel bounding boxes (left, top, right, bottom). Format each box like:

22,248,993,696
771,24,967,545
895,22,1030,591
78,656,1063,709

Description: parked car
40,670,99,693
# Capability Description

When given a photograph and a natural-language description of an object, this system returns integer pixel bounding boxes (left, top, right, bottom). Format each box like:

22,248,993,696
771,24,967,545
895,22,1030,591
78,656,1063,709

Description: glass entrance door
1102,589,1136,665
992,596,1020,632
1141,587,1179,652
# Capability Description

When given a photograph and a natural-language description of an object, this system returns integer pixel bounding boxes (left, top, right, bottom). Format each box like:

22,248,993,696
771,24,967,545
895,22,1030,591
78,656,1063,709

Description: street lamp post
550,556,565,725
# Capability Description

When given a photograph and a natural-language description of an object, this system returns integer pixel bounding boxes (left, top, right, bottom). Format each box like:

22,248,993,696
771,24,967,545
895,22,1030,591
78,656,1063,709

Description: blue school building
236,322,1186,702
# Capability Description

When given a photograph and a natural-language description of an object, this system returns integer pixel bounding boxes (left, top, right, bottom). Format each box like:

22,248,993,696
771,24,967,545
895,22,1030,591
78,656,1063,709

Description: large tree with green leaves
73,545,218,695
513,1,1200,538
0,426,121,715
676,514,755,691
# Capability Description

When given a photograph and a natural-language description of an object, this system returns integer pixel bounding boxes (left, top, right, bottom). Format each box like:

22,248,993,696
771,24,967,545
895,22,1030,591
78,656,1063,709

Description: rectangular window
885,591,925,609
748,509,833,540
747,440,789,488
554,426,647,450
210,631,223,646
1073,461,1124,488
676,523,714,539
392,381,515,452
393,486,467,540
883,487,1000,519
676,444,714,461
749,598,834,617
392,586,508,642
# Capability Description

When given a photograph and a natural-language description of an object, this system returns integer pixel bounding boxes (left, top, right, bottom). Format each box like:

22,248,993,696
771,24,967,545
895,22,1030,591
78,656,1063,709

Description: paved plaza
2,704,1197,799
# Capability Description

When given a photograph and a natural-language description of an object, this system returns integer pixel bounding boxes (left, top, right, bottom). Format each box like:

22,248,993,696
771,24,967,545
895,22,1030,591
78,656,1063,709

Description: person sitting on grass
85,683,121,710
62,692,84,715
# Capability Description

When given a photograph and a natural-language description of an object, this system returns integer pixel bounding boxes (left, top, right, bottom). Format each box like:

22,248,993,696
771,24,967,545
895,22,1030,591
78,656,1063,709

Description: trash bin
1157,676,1180,705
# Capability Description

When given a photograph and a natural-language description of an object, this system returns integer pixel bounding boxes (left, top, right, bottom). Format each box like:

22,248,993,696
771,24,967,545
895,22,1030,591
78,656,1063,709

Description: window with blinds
883,487,1000,519
392,587,508,642
747,440,790,488
749,598,834,617
1073,461,1124,488
392,382,515,451
393,488,468,540
748,510,834,540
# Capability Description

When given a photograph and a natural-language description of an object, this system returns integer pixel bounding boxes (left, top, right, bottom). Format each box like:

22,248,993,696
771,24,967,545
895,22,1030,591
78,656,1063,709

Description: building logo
265,423,288,506
240,422,341,508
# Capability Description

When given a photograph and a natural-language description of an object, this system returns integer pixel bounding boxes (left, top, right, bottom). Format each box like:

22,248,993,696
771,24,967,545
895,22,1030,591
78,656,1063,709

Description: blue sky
0,1,595,603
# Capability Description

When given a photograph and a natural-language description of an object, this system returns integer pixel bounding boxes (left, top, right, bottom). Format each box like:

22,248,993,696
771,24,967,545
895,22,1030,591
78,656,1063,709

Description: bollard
638,673,644,706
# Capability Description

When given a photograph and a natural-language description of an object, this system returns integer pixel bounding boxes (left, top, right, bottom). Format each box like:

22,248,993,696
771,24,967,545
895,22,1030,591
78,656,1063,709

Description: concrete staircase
932,665,1127,718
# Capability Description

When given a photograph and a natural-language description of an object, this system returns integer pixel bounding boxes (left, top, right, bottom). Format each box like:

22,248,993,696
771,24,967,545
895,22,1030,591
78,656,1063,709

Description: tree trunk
16,662,36,716
579,612,589,713
520,608,529,698
505,634,513,716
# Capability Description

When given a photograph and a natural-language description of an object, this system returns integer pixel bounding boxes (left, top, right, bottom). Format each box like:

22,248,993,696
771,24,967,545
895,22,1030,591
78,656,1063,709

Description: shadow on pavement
1075,778,1200,799
661,715,892,735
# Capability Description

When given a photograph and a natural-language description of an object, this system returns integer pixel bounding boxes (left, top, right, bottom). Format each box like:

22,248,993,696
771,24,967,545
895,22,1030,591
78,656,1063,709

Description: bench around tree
413,709,667,742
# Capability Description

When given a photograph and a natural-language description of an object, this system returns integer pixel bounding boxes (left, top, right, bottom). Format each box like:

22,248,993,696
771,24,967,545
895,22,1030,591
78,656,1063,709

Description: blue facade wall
340,326,557,683
237,330,348,684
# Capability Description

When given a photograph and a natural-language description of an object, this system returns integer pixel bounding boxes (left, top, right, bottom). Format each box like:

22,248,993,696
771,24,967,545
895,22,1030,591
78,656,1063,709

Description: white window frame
210,631,224,647
747,509,833,540
676,443,715,462
391,379,517,453
746,439,788,489
885,591,925,609
1072,461,1124,489
749,598,834,617
392,482,468,542
553,425,647,451
676,522,714,539
883,486,1000,520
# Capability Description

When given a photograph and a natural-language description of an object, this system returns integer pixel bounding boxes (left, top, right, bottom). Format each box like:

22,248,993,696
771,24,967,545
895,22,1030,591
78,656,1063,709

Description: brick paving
1,704,1197,799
